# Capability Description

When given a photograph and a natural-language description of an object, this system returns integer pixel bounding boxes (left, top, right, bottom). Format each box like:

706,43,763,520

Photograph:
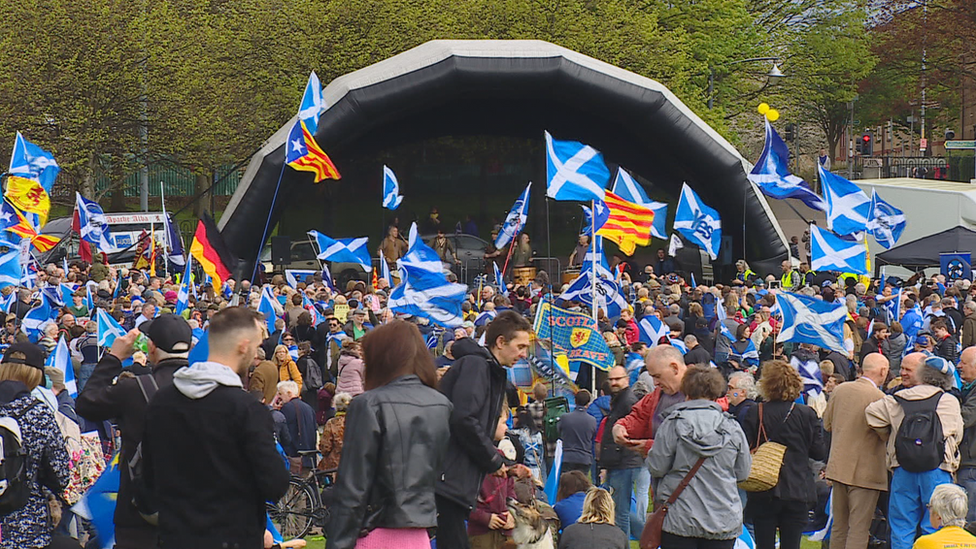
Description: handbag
738,402,790,493
639,456,707,549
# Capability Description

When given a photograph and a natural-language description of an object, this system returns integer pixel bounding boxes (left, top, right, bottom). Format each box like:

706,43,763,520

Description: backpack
894,392,946,473
0,399,41,515
302,356,324,392
128,374,159,525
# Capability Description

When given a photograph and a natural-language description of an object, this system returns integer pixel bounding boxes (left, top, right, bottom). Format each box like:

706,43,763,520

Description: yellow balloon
757,103,770,115
766,109,780,122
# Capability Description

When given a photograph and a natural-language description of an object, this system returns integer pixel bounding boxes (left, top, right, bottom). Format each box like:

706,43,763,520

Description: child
467,408,516,549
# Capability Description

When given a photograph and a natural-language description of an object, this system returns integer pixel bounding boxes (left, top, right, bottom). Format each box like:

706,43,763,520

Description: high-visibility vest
781,270,799,289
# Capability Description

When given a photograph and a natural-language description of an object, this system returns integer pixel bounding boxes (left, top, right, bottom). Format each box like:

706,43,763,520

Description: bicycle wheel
268,477,316,540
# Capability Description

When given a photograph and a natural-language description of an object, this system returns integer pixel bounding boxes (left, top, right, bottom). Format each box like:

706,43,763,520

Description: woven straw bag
738,403,789,492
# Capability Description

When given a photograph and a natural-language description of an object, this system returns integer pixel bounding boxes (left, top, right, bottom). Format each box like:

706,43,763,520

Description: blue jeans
889,467,952,549
957,467,976,522
634,467,651,520
77,362,97,392
606,467,640,539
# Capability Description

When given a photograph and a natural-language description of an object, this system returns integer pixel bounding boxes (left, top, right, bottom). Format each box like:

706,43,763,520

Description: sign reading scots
533,299,614,371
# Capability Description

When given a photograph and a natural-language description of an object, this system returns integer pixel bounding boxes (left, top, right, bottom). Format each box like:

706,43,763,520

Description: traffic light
860,132,873,156
784,123,796,142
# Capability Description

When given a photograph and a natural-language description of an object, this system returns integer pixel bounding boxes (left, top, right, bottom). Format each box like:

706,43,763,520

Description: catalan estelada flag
7,205,59,252
597,191,655,255
285,120,340,182
189,212,238,288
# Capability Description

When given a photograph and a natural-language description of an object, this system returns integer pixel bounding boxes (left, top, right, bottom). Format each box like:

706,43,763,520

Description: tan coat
865,384,963,473
248,360,279,404
823,378,888,490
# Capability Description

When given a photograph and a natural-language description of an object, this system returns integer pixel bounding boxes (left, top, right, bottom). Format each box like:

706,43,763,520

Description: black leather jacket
326,375,452,549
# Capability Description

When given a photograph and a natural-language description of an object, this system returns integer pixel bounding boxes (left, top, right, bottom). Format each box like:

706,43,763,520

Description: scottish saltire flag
885,286,903,324
74,193,114,254
377,250,392,285
9,132,60,193
42,286,64,308
580,200,609,236
791,353,824,396
175,256,193,315
810,225,868,275
493,261,508,297
474,309,496,327
674,183,722,260
96,308,127,348
558,271,628,318
819,166,871,236
73,452,120,549
544,439,563,504
58,283,76,307
612,168,668,239
162,211,185,267
284,269,317,288
867,189,906,249
308,230,371,272
734,528,756,549
85,285,95,312
0,239,21,288
748,120,826,211
388,223,467,327
298,71,323,132
1,292,16,314
285,72,340,182
321,265,336,292
670,338,689,354
533,300,614,370
22,292,55,342
638,315,669,346
581,235,612,279
775,292,848,354
545,131,610,202
258,287,280,335
729,339,759,366
382,165,404,210
668,233,684,257
495,182,532,248
46,336,77,398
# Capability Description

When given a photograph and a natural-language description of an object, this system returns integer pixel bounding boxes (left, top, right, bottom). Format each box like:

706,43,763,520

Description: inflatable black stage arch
219,39,790,279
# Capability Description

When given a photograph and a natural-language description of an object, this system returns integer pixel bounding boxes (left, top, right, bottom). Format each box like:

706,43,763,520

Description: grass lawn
302,535,823,548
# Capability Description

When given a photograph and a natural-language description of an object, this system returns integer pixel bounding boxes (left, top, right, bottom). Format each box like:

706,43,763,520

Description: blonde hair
272,345,292,365
578,487,615,525
0,362,43,391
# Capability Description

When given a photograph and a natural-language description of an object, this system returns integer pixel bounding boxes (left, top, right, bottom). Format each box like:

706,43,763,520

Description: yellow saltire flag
4,175,51,226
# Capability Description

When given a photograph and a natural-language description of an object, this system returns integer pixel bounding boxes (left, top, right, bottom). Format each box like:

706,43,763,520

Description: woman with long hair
273,344,302,389
742,360,826,549
327,321,452,549
558,487,628,549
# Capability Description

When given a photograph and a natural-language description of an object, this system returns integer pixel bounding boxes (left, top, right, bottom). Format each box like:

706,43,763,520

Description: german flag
597,191,655,256
189,212,238,288
287,121,341,183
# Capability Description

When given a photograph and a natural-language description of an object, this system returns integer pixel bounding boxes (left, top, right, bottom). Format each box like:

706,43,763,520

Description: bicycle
267,450,337,540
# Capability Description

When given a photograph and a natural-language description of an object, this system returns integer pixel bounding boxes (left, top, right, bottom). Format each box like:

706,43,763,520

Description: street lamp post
707,57,784,110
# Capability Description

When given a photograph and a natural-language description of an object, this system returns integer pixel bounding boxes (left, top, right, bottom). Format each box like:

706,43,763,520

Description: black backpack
894,392,946,473
0,399,40,515
128,375,159,525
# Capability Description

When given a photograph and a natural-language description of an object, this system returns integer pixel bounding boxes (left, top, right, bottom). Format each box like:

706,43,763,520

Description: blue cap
923,355,956,377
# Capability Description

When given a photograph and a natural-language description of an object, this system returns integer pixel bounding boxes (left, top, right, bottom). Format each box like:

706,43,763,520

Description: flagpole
160,181,169,280
590,200,597,323
251,154,288,284
545,195,554,400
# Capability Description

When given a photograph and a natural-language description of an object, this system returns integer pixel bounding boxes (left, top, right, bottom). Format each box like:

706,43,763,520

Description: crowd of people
6,236,976,549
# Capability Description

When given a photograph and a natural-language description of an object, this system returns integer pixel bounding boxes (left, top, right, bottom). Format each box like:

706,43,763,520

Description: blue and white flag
388,223,467,327
46,336,77,398
819,166,871,236
674,183,722,260
493,261,508,297
612,168,668,239
382,165,404,211
670,338,689,354
0,238,21,289
558,271,628,318
74,453,120,549
22,292,55,342
638,315,669,346
58,283,76,307
495,182,531,248
545,131,610,202
544,439,563,504
175,255,193,315
302,293,325,327
775,292,848,354
74,193,114,254
284,269,317,288
748,120,826,211
375,249,392,285
299,71,323,133
581,235,612,279
258,287,281,335
580,200,609,236
308,230,372,272
9,132,60,193
810,224,868,275
162,210,184,267
0,200,21,232
885,286,903,324
321,265,336,292
85,285,95,312
96,308,127,348
425,332,438,350
867,189,906,249
1,292,16,314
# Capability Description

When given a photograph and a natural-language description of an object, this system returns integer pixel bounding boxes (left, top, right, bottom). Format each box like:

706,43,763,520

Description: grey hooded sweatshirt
172,361,244,398
647,399,751,540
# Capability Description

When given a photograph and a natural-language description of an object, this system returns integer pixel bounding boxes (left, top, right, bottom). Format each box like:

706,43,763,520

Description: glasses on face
283,338,294,343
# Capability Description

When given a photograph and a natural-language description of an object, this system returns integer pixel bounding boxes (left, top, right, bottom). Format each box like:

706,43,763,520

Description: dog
506,498,555,549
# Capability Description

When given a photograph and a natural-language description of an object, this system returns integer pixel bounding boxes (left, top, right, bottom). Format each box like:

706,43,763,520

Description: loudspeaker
271,236,291,265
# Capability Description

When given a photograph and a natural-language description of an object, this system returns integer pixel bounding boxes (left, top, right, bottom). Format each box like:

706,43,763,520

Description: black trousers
751,499,811,549
661,531,737,549
436,493,472,549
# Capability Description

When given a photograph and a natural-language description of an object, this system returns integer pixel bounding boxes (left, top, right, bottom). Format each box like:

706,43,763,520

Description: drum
561,269,581,285
513,266,537,286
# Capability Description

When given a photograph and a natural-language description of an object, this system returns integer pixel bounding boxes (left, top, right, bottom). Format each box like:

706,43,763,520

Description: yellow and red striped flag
597,191,655,255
